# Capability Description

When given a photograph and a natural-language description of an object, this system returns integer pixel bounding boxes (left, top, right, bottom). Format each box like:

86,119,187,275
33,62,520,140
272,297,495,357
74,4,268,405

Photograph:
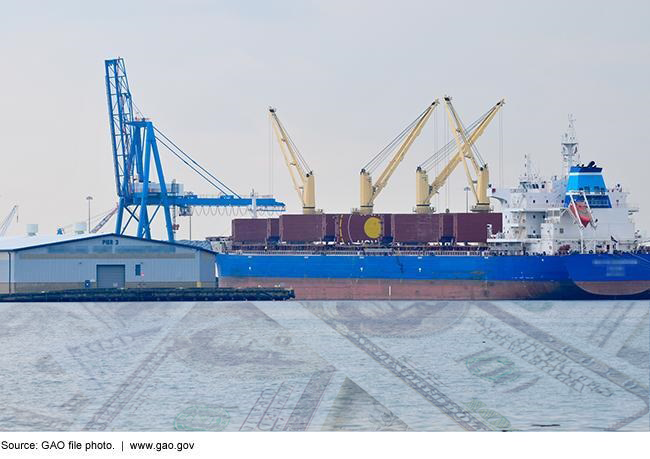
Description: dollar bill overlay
0,300,648,431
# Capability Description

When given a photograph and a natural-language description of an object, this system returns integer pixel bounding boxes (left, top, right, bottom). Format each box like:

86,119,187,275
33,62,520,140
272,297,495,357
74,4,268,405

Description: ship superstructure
488,117,639,256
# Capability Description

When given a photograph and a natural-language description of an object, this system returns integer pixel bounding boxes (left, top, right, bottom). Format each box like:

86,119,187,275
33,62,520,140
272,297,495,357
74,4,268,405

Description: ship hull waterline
216,252,650,300
218,276,650,300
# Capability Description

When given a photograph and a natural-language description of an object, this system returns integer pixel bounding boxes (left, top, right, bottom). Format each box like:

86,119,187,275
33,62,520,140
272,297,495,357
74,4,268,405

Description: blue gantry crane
105,58,285,241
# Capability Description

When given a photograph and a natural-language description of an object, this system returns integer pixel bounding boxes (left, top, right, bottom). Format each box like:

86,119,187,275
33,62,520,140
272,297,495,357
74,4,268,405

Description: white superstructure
488,117,640,255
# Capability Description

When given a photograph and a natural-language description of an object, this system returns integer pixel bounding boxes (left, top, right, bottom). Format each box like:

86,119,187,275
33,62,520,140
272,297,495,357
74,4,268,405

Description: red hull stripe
219,277,650,300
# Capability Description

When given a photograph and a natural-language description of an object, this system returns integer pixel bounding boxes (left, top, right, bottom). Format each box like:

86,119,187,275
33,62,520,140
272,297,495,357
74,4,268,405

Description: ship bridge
563,162,612,208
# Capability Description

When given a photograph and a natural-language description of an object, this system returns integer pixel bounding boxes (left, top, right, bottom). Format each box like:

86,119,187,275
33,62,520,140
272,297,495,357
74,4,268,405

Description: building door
96,265,126,288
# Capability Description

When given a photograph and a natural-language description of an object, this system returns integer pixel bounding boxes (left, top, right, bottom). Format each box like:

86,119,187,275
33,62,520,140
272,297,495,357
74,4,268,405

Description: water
0,300,648,431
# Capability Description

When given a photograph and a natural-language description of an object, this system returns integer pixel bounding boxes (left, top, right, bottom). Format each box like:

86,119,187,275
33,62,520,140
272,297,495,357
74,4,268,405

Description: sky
1,0,648,240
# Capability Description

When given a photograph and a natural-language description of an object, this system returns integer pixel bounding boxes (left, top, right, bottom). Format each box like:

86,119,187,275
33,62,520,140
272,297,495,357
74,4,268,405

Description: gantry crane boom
415,97,504,213
0,205,18,237
359,99,439,214
269,107,318,214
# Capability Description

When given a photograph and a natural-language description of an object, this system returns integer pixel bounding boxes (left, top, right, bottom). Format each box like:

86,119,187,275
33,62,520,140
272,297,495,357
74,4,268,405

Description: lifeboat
569,200,591,227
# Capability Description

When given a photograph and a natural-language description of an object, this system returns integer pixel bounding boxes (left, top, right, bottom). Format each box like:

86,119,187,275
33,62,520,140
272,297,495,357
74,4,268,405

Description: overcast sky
1,0,648,239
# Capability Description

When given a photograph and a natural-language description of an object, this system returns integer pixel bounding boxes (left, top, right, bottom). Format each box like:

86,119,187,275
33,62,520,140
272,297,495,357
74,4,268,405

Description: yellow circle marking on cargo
364,217,382,239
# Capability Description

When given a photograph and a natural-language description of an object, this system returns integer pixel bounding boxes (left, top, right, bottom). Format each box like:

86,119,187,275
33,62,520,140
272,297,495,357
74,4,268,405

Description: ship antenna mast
561,114,579,176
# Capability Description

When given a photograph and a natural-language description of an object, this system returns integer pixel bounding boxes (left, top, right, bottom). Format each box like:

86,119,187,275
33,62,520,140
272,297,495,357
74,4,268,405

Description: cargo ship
213,118,650,300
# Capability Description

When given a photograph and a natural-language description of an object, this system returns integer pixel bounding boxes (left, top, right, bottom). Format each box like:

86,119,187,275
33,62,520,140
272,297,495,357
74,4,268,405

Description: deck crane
0,205,18,237
358,99,439,215
415,97,504,213
268,107,318,214
105,58,285,242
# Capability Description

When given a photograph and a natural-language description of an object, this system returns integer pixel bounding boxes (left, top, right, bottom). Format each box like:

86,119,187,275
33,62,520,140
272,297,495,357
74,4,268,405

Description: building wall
199,250,216,285
9,235,215,292
0,252,9,293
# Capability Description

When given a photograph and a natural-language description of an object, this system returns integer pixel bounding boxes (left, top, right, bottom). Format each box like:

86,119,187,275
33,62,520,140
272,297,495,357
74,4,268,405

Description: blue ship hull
216,252,650,300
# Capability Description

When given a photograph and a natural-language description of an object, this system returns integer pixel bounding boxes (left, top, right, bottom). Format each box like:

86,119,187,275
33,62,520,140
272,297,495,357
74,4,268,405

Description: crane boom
0,205,18,237
105,58,285,242
90,205,119,233
269,107,318,214
359,99,439,214
415,97,504,213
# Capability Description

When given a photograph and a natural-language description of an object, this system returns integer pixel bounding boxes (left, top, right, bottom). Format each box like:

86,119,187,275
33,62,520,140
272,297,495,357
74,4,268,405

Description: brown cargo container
441,213,454,240
324,214,338,241
279,214,326,243
381,214,393,239
266,218,280,242
453,213,502,243
232,218,268,243
391,214,441,244
334,214,390,243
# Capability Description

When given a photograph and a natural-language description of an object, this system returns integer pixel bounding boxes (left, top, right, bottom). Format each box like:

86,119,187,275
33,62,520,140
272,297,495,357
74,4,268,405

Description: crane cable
130,100,241,197
154,127,240,197
362,105,431,174
129,97,281,220
179,206,278,217
455,113,486,167
418,106,493,172
268,116,274,194
273,115,312,174
433,108,439,211
499,109,504,187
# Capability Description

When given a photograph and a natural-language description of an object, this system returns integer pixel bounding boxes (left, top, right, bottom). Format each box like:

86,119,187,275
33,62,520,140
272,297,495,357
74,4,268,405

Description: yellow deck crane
358,99,439,215
415,97,504,213
269,107,319,214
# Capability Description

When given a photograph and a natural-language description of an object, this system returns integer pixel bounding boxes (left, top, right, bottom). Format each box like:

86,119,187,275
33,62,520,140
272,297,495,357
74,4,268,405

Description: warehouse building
0,233,215,293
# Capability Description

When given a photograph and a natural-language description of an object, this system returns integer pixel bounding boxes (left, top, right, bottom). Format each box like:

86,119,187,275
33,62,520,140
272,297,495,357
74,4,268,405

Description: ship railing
232,249,488,257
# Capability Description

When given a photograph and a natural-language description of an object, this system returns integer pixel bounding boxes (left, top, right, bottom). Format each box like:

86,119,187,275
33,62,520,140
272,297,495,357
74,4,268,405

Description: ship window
559,228,564,234
533,200,536,203
135,264,142,276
